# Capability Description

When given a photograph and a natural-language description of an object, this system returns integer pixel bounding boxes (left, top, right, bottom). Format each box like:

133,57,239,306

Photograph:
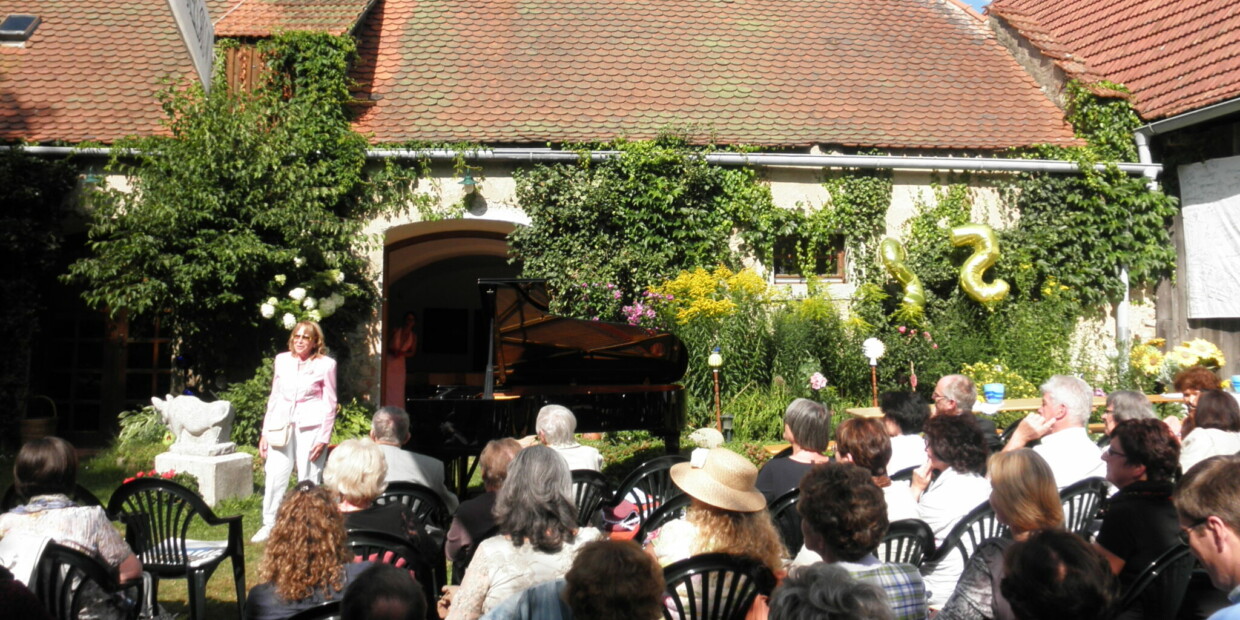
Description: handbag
264,423,291,448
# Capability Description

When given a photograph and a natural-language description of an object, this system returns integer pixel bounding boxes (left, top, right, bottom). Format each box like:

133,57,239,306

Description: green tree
65,33,426,384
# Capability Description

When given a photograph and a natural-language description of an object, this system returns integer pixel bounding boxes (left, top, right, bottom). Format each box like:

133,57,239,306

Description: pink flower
923,331,932,340
897,326,907,334
613,291,622,299
809,372,828,391
932,344,938,349
910,329,918,336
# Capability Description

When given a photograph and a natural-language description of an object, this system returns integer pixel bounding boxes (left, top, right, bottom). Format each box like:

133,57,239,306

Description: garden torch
708,347,723,432
863,338,886,407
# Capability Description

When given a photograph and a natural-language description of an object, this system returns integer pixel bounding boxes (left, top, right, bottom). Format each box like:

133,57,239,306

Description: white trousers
261,425,325,527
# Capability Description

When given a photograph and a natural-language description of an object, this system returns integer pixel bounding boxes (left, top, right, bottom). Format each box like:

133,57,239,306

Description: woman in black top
755,398,832,502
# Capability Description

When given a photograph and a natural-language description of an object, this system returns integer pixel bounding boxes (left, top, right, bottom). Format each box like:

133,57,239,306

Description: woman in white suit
254,320,337,542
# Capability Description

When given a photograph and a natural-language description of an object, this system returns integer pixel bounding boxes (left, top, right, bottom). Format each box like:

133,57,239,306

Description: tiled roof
0,0,198,144
351,0,1077,150
215,0,378,38
988,0,1240,121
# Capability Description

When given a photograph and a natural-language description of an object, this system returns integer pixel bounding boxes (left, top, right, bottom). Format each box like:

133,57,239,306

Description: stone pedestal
155,451,253,507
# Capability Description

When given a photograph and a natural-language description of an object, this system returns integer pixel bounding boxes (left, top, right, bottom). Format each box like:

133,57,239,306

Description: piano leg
663,432,681,455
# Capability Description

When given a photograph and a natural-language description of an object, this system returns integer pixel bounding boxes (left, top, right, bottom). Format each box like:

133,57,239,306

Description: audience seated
371,406,459,512
536,406,602,472
933,375,1002,453
1180,390,1240,473
247,482,371,620
481,539,664,620
1000,530,1120,620
0,437,143,619
937,449,1064,620
323,438,437,559
756,399,833,503
1095,419,1181,593
446,439,522,569
646,447,785,575
769,563,895,620
341,563,427,620
911,413,992,609
836,417,919,523
1102,390,1155,437
1174,455,1240,620
796,462,926,620
1004,375,1105,490
881,391,930,474
439,446,601,620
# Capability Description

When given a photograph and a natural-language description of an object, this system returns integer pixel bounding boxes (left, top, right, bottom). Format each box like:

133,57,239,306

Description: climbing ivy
1064,80,1141,162
64,32,437,385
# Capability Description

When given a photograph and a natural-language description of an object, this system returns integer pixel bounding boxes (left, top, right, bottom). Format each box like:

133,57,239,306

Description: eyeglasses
1179,519,1208,545
293,333,314,340
1105,447,1128,459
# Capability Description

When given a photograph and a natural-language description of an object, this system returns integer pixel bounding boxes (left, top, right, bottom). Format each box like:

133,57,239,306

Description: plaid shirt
839,556,928,620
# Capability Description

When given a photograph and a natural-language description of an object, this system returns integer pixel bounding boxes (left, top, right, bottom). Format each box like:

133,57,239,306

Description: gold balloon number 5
878,223,1009,307
950,223,1009,304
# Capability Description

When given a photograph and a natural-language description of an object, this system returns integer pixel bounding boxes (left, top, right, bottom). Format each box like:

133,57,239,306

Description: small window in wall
773,235,846,281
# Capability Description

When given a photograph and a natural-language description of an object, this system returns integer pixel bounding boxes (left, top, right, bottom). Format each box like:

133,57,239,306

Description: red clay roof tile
350,0,1077,150
989,0,1240,121
0,0,199,144
214,0,377,37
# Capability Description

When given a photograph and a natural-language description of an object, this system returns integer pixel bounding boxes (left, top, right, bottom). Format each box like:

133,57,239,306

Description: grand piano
405,278,689,481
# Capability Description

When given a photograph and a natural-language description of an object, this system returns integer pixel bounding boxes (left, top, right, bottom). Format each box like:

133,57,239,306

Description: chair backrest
32,542,143,620
999,419,1023,445
889,466,917,483
877,519,936,567
105,477,222,569
636,493,692,545
614,455,688,523
2,483,103,512
376,481,452,531
571,469,612,529
767,489,802,557
286,599,341,620
662,552,777,620
345,529,436,608
1117,544,1195,619
1059,476,1108,537
927,500,1010,566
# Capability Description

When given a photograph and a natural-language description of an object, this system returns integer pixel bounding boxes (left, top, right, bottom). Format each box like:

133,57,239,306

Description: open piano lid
480,278,689,388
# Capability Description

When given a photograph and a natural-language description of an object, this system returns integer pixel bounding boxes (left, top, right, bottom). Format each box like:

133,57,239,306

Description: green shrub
219,359,275,447
330,399,374,443
728,381,792,444
118,405,169,447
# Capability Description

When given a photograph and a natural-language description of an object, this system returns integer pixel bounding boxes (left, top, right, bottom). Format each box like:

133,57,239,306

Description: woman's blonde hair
323,438,388,506
287,320,328,358
988,449,1063,533
259,483,351,602
687,501,786,574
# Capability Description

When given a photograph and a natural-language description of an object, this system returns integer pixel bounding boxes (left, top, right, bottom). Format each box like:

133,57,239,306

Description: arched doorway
382,220,521,405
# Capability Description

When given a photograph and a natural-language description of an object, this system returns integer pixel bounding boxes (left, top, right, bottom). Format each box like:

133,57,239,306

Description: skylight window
0,14,41,44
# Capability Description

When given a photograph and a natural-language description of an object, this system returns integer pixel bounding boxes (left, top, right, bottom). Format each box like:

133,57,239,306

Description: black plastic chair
571,469,612,529
661,552,777,620
31,542,145,620
889,466,917,482
925,500,1010,566
1116,544,1195,619
1059,476,1108,538
767,489,802,557
635,493,692,545
613,455,688,525
376,481,453,532
106,477,245,620
999,419,1023,445
345,529,436,614
287,600,341,620
877,519,936,567
2,483,103,512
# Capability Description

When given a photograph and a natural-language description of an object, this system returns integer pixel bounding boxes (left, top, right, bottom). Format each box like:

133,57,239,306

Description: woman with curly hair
937,449,1064,620
439,446,602,620
912,413,992,609
647,447,786,575
246,482,367,620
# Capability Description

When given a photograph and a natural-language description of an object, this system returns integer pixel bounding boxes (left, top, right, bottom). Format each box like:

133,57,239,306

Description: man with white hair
370,406,458,511
1004,375,1105,489
536,405,603,472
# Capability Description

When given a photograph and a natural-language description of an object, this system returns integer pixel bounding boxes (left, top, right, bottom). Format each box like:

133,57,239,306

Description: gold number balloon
878,238,926,310
950,223,1009,304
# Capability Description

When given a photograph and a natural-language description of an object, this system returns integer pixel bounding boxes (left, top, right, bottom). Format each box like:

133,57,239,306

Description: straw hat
670,448,766,513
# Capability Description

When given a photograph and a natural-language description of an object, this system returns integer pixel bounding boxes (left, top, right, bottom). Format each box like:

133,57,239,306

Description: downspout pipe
7,145,1162,177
